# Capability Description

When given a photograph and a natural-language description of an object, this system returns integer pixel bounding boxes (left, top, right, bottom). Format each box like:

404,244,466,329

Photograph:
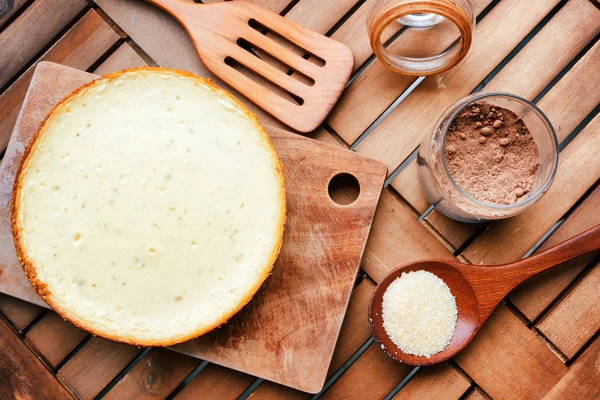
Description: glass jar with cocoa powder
417,92,558,222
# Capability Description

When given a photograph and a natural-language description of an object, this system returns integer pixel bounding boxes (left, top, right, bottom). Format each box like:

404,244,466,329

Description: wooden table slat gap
531,328,569,363
0,0,34,32
94,347,152,400
471,0,570,95
419,218,458,254
279,0,303,16
310,338,374,399
382,366,420,400
383,148,418,188
85,38,126,73
558,103,600,152
322,0,367,38
238,378,265,400
564,329,600,366
532,32,600,104
349,75,425,149
20,309,50,335
0,4,92,95
90,6,159,67
55,335,93,372
166,360,210,399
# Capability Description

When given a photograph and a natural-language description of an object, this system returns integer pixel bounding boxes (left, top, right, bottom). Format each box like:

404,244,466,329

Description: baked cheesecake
12,68,286,346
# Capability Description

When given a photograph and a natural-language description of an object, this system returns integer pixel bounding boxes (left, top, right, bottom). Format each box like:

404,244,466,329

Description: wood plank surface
105,348,201,400
392,363,471,400
58,337,141,399
0,0,29,29
454,304,567,400
320,345,412,400
93,42,148,75
0,294,42,331
26,312,87,368
175,363,254,400
536,261,600,358
0,315,73,399
0,0,89,89
543,337,600,400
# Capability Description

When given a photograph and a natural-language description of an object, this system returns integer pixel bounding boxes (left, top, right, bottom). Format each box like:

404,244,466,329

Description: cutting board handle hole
328,173,360,206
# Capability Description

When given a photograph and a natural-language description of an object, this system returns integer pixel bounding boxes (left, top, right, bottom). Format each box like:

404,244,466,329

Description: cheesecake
12,68,286,346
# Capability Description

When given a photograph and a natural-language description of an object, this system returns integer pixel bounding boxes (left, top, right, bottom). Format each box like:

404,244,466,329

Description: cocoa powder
444,101,540,205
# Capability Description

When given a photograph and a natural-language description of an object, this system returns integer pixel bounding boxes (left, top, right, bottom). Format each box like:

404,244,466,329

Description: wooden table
0,0,599,399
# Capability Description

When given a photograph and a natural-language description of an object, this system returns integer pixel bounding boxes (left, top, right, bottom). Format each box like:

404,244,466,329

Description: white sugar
382,270,457,358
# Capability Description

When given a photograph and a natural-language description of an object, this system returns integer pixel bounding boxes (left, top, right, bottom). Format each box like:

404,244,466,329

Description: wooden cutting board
0,62,386,393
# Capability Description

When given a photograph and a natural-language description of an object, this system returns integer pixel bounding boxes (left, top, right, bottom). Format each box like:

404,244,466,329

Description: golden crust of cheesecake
11,67,286,347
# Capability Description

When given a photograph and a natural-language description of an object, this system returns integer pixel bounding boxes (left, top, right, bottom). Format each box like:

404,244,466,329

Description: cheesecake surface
12,68,286,346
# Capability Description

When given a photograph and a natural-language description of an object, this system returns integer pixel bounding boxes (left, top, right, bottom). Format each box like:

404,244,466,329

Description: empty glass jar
367,0,476,75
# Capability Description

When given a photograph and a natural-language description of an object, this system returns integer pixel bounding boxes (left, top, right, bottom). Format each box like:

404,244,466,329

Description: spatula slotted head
150,0,354,133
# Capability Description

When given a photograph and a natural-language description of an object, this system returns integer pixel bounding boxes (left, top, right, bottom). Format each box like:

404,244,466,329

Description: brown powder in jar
444,102,540,205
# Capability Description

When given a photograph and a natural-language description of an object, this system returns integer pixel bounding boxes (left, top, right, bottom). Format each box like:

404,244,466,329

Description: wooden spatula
144,0,354,133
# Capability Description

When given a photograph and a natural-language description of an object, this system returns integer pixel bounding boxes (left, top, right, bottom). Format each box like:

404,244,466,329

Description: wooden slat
320,345,412,400
93,42,148,75
534,40,600,141
26,312,87,368
509,185,600,320
536,261,600,358
59,338,141,399
105,348,201,400
174,364,254,400
543,337,600,400
424,211,477,251
392,363,471,400
284,0,357,32
247,382,307,400
362,189,454,282
0,294,43,331
0,9,121,152
327,0,491,145
454,304,567,399
330,0,397,72
0,0,29,29
0,316,73,399
0,0,89,89
462,114,600,264
354,0,575,171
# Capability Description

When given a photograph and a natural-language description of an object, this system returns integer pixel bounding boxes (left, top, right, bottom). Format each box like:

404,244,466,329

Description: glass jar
417,92,558,223
367,0,476,76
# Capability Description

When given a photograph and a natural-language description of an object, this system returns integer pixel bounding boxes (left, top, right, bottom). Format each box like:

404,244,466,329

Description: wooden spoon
144,0,354,133
369,224,600,366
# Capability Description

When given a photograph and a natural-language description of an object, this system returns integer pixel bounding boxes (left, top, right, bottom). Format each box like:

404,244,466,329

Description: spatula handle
508,224,600,280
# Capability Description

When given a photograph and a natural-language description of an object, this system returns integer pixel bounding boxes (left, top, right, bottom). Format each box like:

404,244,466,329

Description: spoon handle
507,224,600,280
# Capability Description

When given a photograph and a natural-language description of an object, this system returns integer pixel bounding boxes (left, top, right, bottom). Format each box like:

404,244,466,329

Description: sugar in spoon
369,224,600,366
